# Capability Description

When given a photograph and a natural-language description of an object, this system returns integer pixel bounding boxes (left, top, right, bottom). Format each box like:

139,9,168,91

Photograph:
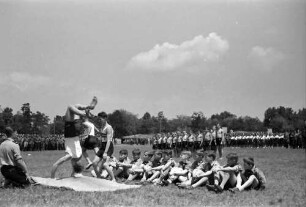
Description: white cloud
0,72,51,91
127,33,229,71
248,46,284,72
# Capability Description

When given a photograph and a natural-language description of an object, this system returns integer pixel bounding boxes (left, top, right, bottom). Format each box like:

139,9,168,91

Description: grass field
0,145,305,207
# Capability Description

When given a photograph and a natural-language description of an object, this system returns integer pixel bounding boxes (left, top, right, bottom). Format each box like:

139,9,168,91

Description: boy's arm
196,170,213,178
217,165,241,173
255,168,267,189
151,165,164,171
102,127,113,159
174,169,189,176
161,159,174,171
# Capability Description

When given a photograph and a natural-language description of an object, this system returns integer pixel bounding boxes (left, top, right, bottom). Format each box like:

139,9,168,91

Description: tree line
0,104,305,138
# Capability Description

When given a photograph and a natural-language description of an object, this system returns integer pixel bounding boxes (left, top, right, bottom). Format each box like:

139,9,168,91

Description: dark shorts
96,142,114,158
83,135,99,150
1,165,30,187
216,138,222,146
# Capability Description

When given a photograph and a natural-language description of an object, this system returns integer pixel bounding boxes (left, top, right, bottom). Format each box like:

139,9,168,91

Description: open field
0,145,305,207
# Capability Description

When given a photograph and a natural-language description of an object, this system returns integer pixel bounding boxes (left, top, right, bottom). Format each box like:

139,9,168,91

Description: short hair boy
140,150,163,184
113,149,131,180
208,153,242,193
159,151,192,186
230,157,266,192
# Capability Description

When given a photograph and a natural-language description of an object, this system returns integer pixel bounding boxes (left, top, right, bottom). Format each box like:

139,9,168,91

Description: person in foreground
0,127,36,188
51,96,97,178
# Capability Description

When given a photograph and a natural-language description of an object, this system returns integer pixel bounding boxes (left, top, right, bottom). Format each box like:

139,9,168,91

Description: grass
0,145,305,207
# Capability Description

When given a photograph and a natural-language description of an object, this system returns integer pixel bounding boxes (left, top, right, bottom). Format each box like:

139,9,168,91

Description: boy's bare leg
218,171,229,189
92,156,102,178
126,174,138,181
239,175,259,191
140,172,148,182
192,177,208,188
82,149,92,166
102,159,116,181
114,167,124,178
228,173,238,187
51,154,72,178
147,171,160,182
88,96,98,110
178,179,192,187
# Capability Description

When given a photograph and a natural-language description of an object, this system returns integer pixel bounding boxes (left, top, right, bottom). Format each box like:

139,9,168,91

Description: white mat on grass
33,176,140,192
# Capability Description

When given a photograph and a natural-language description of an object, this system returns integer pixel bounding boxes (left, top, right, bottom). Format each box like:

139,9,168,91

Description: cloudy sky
0,0,305,121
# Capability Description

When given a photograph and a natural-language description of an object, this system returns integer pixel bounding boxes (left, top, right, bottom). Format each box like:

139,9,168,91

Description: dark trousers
1,165,30,187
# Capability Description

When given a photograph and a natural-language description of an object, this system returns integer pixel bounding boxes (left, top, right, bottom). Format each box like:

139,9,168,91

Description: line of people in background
227,130,304,149
152,124,225,159
152,127,306,154
0,134,65,151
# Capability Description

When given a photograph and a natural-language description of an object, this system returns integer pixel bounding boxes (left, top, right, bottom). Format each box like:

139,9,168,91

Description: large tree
108,109,138,138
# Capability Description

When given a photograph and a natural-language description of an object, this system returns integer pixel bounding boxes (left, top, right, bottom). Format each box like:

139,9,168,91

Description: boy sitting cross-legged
179,151,221,189
113,149,131,181
177,150,205,188
152,150,176,185
230,157,266,192
140,150,163,184
207,152,242,193
125,150,153,183
159,151,192,186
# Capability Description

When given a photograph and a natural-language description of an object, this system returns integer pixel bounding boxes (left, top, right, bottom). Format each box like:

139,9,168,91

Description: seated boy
188,152,221,189
125,149,146,182
208,152,242,193
160,151,192,186
178,150,208,188
152,151,176,185
230,157,266,192
113,149,131,180
140,150,163,184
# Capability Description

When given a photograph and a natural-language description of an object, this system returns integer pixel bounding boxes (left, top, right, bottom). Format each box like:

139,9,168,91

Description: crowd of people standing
0,133,65,151
151,126,306,154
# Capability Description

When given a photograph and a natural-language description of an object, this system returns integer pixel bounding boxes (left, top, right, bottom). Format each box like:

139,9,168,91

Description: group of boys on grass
98,148,266,193
0,96,266,193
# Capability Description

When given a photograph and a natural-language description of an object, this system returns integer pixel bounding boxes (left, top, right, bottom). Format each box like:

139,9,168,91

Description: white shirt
83,121,95,136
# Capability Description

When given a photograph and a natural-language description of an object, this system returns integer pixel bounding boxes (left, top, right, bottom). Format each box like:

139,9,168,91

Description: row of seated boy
91,149,266,193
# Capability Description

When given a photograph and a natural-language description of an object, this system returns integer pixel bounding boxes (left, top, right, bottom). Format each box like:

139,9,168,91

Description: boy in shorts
92,112,116,182
125,149,149,182
208,153,242,193
113,149,131,180
140,150,163,184
230,157,266,192
80,117,99,170
51,97,97,178
160,151,192,186
151,151,176,185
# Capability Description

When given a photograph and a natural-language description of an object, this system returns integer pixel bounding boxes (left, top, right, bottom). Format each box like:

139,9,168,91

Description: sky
0,0,305,121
